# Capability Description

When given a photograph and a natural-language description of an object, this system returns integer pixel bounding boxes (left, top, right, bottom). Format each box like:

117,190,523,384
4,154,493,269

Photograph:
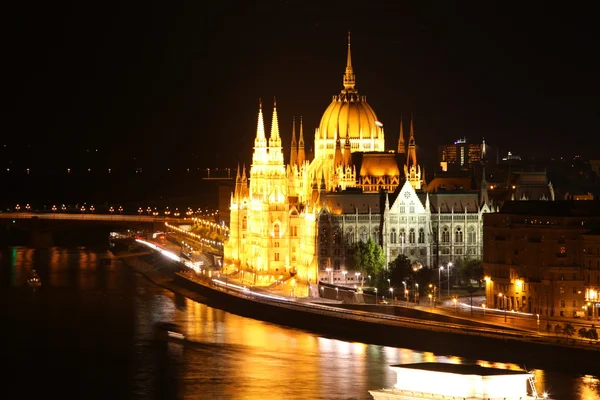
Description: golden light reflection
579,375,600,400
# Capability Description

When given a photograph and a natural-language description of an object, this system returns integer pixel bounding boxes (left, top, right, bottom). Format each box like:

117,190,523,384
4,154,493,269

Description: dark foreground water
1,246,599,400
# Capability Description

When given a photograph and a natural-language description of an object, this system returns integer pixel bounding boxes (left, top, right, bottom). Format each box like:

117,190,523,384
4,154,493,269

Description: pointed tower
480,167,489,207
268,98,284,165
334,135,343,167
251,99,268,166
241,164,249,199
290,116,297,167
397,113,406,154
343,133,352,167
234,163,241,200
297,116,306,165
406,114,417,168
404,113,422,190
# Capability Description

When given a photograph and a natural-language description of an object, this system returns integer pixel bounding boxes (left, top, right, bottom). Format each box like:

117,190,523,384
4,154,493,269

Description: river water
1,246,599,400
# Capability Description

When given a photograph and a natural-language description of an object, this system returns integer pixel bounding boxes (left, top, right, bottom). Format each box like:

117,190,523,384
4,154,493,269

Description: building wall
483,212,598,317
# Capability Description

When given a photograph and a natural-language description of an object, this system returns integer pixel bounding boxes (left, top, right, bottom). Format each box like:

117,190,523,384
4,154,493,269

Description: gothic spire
343,31,356,92
269,97,281,143
407,113,417,168
397,113,405,154
290,116,298,166
297,116,306,165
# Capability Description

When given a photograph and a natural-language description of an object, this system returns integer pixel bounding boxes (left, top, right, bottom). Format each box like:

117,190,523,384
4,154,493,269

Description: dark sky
7,1,599,173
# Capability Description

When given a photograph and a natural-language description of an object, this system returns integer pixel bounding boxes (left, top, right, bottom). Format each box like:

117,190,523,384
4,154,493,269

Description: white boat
27,269,41,289
369,362,549,400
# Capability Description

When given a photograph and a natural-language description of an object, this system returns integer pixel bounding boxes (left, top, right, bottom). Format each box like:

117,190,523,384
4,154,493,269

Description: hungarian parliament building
223,35,496,287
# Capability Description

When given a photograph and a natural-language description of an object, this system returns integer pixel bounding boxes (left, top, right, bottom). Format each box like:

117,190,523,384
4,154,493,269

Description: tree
578,327,588,339
456,257,484,287
388,254,412,288
563,323,575,338
589,325,599,341
554,324,563,336
348,237,386,283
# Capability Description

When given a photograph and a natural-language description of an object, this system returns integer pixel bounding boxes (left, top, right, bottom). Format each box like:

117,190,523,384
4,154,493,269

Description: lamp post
402,281,407,305
482,303,486,317
355,272,361,288
375,288,378,304
439,266,443,299
342,270,347,285
428,293,433,308
447,262,453,298
499,293,507,322
335,287,339,300
389,287,394,305
326,267,332,284
452,297,458,315
414,283,419,304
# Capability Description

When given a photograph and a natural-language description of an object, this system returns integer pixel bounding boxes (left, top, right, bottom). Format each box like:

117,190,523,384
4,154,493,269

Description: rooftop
391,362,530,376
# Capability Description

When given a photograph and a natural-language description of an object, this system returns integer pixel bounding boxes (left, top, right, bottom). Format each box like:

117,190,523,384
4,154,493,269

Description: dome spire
343,31,356,92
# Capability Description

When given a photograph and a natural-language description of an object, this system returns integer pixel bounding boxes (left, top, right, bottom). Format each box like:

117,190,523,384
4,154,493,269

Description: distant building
437,138,487,172
483,201,600,319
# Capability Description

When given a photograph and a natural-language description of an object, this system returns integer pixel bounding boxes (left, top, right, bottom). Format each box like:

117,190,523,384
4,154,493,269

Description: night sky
7,1,599,174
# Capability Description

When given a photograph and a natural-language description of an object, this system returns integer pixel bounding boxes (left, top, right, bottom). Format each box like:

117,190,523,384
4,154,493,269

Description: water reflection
1,247,599,400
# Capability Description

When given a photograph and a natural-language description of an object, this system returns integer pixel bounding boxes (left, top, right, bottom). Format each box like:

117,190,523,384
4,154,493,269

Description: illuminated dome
314,33,385,160
319,93,379,140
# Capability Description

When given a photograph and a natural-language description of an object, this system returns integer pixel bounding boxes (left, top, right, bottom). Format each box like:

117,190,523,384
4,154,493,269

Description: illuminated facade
225,34,448,289
483,201,600,318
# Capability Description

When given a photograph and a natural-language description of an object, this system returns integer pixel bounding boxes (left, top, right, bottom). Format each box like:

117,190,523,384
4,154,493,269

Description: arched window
409,202,415,214
442,227,450,243
455,227,463,243
274,223,280,238
372,229,379,244
360,227,368,243
399,229,406,244
242,216,247,230
418,228,425,243
468,227,475,243
390,229,397,244
346,228,354,245
409,228,416,244
333,228,341,245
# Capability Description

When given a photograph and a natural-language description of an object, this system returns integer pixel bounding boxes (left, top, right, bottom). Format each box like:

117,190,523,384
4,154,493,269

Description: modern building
438,138,487,172
483,201,600,319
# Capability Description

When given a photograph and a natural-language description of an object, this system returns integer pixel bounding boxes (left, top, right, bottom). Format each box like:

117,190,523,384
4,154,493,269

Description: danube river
1,246,599,400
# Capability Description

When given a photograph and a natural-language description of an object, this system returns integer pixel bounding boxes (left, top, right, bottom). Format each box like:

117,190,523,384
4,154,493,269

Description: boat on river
27,269,41,289
369,362,550,400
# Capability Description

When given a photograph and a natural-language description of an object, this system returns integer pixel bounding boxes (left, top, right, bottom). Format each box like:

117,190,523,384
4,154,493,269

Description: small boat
27,269,41,289
369,362,550,400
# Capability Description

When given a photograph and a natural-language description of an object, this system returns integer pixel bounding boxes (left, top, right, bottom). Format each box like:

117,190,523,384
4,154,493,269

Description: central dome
319,92,379,140
314,33,385,159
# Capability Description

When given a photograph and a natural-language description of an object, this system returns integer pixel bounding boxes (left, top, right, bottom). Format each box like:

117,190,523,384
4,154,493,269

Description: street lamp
355,272,361,287
482,303,486,317
342,270,347,284
389,287,394,305
447,262,453,298
402,281,407,305
428,293,433,308
325,267,332,284
439,266,444,299
452,297,458,315
375,288,378,304
499,293,507,322
414,283,419,304
335,287,339,300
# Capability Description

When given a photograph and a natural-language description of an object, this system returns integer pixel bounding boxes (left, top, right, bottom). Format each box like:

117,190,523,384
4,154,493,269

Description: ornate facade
224,33,491,290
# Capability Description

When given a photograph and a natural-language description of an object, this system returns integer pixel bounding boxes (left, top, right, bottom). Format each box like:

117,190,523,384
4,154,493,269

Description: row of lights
13,204,219,217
